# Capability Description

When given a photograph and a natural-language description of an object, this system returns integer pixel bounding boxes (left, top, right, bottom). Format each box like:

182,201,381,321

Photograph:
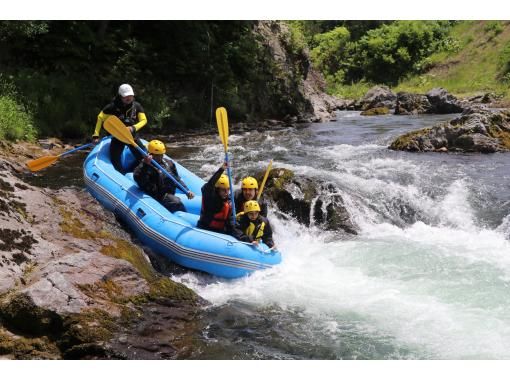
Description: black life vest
111,97,138,126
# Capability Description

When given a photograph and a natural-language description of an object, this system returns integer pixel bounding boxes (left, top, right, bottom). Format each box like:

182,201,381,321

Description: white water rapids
169,111,510,359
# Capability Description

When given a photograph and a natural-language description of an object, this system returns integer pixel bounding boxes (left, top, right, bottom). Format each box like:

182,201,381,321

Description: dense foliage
297,21,453,89
0,21,307,140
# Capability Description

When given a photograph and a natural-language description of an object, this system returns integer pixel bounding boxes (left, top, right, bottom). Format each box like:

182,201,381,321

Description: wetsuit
197,167,248,241
133,158,189,213
93,95,147,173
237,213,275,248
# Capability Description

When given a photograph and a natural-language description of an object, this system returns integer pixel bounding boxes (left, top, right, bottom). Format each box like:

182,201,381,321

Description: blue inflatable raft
83,137,281,278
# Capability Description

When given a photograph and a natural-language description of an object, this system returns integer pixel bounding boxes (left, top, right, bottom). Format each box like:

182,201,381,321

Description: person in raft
237,200,276,250
197,162,247,240
234,176,268,217
133,140,194,213
92,83,147,173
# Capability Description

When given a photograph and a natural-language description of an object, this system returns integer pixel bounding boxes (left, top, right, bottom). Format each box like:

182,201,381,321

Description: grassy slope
395,21,510,101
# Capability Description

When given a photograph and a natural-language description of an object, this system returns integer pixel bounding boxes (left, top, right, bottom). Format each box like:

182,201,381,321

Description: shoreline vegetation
1,21,510,143
1,19,510,359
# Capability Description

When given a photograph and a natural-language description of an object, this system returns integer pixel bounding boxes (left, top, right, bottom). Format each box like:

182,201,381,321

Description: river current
169,111,510,359
26,111,510,359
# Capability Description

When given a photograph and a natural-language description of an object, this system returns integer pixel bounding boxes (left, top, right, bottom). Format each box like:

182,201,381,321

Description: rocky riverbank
389,106,510,153
0,141,204,359
343,85,504,116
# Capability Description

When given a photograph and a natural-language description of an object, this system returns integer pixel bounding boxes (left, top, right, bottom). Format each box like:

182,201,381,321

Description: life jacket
245,219,265,241
112,97,138,126
202,198,231,231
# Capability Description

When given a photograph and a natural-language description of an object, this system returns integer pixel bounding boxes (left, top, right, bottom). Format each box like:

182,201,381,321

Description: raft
83,137,281,278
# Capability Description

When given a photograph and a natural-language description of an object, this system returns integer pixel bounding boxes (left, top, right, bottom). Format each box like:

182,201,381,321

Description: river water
167,111,510,359
25,111,510,359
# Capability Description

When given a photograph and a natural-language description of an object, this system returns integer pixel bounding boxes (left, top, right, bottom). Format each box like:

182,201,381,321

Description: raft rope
90,140,274,254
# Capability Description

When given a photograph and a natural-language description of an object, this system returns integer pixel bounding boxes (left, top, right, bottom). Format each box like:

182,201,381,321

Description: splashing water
169,112,510,359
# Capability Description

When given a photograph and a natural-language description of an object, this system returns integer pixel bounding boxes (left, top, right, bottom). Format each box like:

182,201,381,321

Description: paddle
103,116,189,194
215,107,237,221
257,159,273,201
26,142,94,172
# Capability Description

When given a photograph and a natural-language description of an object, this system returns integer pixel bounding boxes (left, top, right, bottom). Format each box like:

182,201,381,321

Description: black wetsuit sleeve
203,167,225,193
102,102,116,115
135,101,145,114
234,190,244,214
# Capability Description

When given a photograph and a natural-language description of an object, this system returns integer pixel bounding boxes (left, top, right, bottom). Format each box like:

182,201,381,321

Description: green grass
395,21,510,101
0,95,36,141
329,81,374,100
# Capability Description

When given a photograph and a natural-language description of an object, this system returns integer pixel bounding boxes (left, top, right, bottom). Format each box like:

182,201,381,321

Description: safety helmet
244,200,261,213
215,174,230,189
118,84,135,97
147,140,166,155
241,176,258,189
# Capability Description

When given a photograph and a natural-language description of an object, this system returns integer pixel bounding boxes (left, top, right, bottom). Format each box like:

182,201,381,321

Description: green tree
310,26,350,81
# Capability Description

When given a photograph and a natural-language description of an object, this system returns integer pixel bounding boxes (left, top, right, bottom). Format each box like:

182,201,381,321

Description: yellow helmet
147,140,166,155
215,174,230,189
244,200,261,213
241,176,258,189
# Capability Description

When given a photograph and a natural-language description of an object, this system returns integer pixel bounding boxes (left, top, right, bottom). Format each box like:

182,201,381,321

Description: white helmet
118,84,134,97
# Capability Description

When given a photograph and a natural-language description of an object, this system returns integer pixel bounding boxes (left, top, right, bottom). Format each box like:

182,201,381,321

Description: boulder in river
394,92,432,115
389,106,510,153
359,85,397,111
425,87,464,114
257,168,357,235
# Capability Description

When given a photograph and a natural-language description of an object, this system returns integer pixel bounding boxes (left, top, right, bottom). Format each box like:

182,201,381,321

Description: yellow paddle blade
215,107,229,151
257,160,273,200
26,155,59,172
103,115,136,146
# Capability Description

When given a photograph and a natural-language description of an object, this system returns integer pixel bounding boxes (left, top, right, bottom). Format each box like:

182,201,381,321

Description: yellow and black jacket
237,214,275,248
92,96,147,137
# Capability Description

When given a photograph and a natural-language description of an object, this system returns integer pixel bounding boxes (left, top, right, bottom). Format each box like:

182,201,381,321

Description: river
168,111,510,359
25,111,510,359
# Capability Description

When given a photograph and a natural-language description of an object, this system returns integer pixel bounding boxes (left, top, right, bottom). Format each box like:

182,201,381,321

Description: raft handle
136,208,146,218
91,173,99,181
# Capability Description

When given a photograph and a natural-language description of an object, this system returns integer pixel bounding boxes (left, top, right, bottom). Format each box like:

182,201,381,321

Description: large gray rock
390,106,510,153
360,85,397,111
426,87,464,114
258,168,357,234
395,92,432,115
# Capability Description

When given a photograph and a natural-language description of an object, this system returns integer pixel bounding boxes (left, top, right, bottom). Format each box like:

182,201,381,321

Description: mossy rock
58,309,118,350
0,293,63,336
0,328,60,359
360,107,390,116
255,167,357,234
389,128,431,151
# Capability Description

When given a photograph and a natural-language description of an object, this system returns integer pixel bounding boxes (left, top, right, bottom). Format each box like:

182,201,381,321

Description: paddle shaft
133,145,189,194
59,142,93,157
